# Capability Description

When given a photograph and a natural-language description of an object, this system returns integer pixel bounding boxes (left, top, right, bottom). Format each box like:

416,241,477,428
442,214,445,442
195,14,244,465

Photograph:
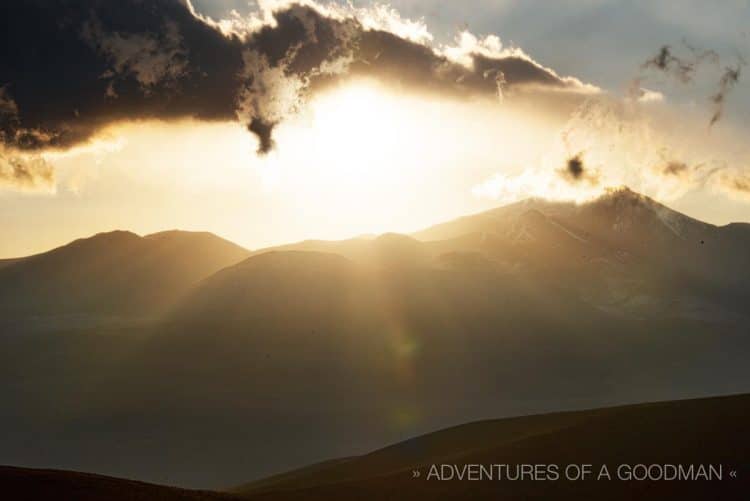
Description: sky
1,0,749,257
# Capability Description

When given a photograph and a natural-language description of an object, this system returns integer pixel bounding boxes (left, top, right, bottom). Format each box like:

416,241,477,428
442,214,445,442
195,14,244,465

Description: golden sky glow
1,78,749,258
0,80,548,257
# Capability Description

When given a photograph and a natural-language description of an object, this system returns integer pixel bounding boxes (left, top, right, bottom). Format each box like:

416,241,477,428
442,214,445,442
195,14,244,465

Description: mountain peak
585,186,713,239
0,228,250,318
81,229,141,242
413,186,717,246
58,230,143,255
593,186,656,207
145,229,212,240
373,232,420,246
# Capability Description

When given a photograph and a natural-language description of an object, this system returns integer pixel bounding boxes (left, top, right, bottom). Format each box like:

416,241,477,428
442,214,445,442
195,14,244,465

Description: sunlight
248,78,554,240
268,79,442,189
26,79,558,254
308,81,412,174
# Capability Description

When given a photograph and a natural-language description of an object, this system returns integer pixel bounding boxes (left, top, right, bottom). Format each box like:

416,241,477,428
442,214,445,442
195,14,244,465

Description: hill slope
2,394,746,500
413,187,750,303
235,393,750,500
249,188,750,320
0,466,237,501
0,230,249,323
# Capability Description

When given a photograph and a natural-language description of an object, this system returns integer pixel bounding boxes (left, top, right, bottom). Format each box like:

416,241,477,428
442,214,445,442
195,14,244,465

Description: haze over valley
2,189,749,487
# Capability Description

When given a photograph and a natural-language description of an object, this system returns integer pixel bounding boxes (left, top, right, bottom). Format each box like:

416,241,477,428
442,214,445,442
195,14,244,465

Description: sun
246,77,554,241
260,79,433,197
303,80,417,175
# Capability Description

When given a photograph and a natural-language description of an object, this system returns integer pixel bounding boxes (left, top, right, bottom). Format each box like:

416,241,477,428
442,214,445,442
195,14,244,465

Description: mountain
249,188,750,320
414,188,750,306
413,187,715,243
109,189,747,484
174,250,360,323
1,189,750,487
0,230,249,325
418,187,750,315
235,393,750,500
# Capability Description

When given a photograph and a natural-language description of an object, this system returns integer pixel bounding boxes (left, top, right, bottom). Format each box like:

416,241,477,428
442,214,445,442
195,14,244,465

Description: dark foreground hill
2,394,747,500
235,393,750,500
0,466,238,501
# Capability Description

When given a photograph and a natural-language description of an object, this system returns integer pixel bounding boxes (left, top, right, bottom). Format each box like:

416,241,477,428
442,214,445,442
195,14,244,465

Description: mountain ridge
3,187,748,263
0,229,250,322
2,189,750,486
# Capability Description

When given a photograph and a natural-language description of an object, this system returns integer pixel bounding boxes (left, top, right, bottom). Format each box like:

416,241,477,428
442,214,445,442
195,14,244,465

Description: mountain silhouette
1,189,749,487
249,187,750,320
0,230,249,324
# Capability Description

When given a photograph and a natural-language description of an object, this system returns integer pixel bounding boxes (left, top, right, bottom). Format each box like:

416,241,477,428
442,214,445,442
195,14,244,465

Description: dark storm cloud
0,0,590,156
1,0,241,151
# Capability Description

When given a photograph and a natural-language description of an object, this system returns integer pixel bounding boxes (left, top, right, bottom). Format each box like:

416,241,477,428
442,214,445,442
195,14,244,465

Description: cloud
0,86,18,116
714,168,750,201
724,172,750,192
0,86,53,190
0,149,54,191
641,44,718,84
473,94,750,205
710,64,742,126
236,49,307,153
559,153,600,186
640,42,743,126
82,16,189,93
566,154,584,179
660,160,691,177
0,0,594,159
627,79,665,103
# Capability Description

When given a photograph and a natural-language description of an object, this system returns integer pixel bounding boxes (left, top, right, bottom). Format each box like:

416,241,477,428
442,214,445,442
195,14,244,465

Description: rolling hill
234,393,750,500
0,466,237,501
0,230,249,324
1,393,747,500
